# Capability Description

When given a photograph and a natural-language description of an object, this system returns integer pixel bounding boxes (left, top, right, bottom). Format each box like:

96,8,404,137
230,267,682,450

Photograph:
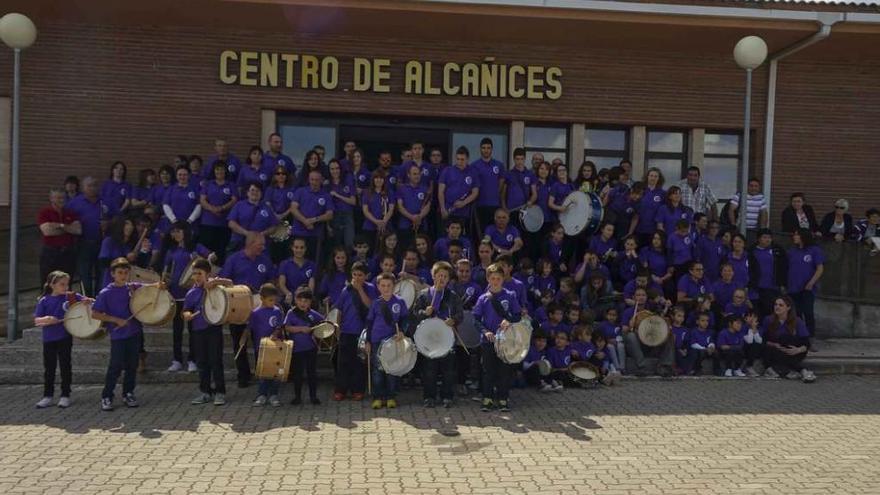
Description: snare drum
494,320,532,364
204,285,254,325
311,320,339,353
635,312,671,347
255,337,293,382
130,286,176,326
457,310,481,349
414,317,455,359
129,266,161,284
378,336,418,376
519,205,545,233
569,361,600,387
393,279,417,309
64,301,104,339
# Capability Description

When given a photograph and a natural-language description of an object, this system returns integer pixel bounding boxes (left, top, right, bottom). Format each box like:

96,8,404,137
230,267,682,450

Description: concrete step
21,326,183,348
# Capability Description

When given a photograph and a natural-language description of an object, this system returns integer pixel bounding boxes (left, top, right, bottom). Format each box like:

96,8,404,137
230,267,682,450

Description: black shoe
310,397,321,405
423,398,435,408
442,399,452,409
237,379,251,388
290,397,302,405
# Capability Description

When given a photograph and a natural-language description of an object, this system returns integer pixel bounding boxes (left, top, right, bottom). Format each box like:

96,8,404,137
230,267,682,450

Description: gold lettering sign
218,52,562,100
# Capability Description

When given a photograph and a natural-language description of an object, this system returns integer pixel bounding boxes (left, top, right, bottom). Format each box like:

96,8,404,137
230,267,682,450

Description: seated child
522,332,552,392
742,310,765,377
544,332,572,391
597,307,626,373
689,311,716,376
716,315,746,377
669,305,696,375
723,288,752,318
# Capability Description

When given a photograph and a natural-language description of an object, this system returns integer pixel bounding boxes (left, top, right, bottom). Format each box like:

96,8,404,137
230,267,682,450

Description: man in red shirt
37,189,82,283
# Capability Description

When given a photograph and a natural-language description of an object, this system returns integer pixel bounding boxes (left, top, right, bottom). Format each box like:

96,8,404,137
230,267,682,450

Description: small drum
268,221,291,242
559,191,604,236
357,328,368,361
393,279,417,309
179,257,204,289
519,205,545,233
414,317,456,359
204,285,254,325
537,358,552,376
494,320,533,364
457,310,481,349
255,337,294,382
569,361,600,387
64,301,104,339
636,312,671,347
378,336,418,376
312,320,339,353
326,308,340,325
129,266,161,284
251,294,261,310
130,286,176,326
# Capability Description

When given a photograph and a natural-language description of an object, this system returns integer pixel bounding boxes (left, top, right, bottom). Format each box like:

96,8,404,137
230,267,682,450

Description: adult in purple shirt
365,274,410,408
219,234,276,387
199,161,237,262
786,229,825,337
534,161,553,224
325,159,357,249
655,186,694,234
261,132,296,176
397,142,433,190
548,164,575,221
635,167,667,245
205,138,242,183
151,165,175,212
484,209,523,256
676,262,709,304
226,182,277,250
748,228,786,317
694,221,726,281
283,288,324,404
502,148,537,212
237,145,270,196
761,295,815,382
294,150,329,188
290,170,334,261
361,171,396,248
264,165,295,218
162,166,201,232
130,169,156,210
438,146,479,233
396,163,431,246
639,231,673,289
278,238,317,305
100,161,132,218
471,137,505,231
333,261,377,400
472,264,522,412
66,177,106,295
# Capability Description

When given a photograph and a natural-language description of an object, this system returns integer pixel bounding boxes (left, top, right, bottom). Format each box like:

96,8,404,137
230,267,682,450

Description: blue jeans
257,379,280,397
331,209,355,249
102,335,140,399
370,350,399,400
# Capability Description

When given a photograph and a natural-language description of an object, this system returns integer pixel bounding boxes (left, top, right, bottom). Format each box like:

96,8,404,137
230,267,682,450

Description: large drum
204,285,254,325
378,336,418,376
414,317,455,359
519,205,545,233
393,279,417,309
559,191,604,236
64,301,104,340
457,310,481,349
129,267,161,285
494,319,532,364
255,337,293,382
635,312,670,347
130,286,176,326
569,361,600,387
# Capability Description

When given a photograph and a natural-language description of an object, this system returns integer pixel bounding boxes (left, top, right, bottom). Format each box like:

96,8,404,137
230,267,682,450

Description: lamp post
0,13,37,341
733,35,768,236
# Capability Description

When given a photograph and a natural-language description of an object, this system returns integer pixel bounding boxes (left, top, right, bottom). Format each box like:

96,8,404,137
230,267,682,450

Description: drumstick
451,325,470,356
233,328,251,361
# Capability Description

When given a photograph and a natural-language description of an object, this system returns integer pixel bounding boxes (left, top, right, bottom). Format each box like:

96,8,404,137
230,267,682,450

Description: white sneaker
786,371,802,380
213,393,226,406
167,361,184,372
551,380,564,391
724,369,733,377
35,397,53,409
253,395,267,406
187,361,198,373
801,369,816,383
539,383,553,393
269,395,281,407
734,369,746,378
745,366,759,377
58,397,71,408
764,367,779,379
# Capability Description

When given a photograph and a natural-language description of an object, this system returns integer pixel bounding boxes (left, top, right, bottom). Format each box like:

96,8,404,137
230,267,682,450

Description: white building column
509,120,524,166
630,126,646,180
570,123,585,173
261,109,276,146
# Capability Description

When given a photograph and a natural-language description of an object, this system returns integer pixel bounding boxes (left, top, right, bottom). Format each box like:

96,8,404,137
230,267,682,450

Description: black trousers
292,348,318,399
40,245,77,286
421,353,456,400
334,333,365,395
481,343,512,401
476,206,497,237
764,347,808,374
756,288,780,319
229,324,253,383
198,225,230,265
172,303,195,363
102,335,139,399
744,343,763,366
719,347,744,370
193,326,226,394
43,336,73,398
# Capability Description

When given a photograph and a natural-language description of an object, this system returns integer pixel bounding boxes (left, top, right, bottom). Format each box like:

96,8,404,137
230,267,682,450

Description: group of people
32,132,880,411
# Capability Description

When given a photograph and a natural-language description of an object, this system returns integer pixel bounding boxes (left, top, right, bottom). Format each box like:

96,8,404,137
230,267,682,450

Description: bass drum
204,285,254,325
559,191,604,236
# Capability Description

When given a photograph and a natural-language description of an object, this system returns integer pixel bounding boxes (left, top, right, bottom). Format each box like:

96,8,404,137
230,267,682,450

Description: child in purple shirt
545,332,572,390
717,315,747,377
283,287,324,405
250,284,286,406
182,259,228,405
522,332,552,391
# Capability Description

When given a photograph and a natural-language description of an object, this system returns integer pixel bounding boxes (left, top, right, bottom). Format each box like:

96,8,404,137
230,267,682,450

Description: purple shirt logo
318,197,326,206
187,191,195,199
61,301,71,311
258,263,267,273
684,237,691,245
501,300,510,311
120,189,126,196
260,209,269,217
223,187,231,195
417,192,425,200
286,191,294,199
524,177,531,185
269,315,279,327
422,168,429,176
392,303,401,314
343,186,351,193
506,234,514,242
259,173,267,181
803,254,812,263
306,268,313,277
102,204,109,214
492,166,499,174
229,164,237,173
465,176,473,185
466,287,475,296
653,194,662,203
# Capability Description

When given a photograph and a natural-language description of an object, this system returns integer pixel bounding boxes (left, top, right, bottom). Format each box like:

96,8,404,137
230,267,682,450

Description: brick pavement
0,376,878,495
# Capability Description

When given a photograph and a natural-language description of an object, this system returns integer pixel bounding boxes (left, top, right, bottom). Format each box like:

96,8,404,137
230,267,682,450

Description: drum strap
488,294,512,323
291,307,318,326
66,291,77,306
380,301,395,327
346,285,369,323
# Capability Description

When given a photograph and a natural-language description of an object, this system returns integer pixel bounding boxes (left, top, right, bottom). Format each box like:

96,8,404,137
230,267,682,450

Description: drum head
520,205,545,233
326,308,340,325
129,267,160,284
457,311,481,348
313,322,337,340
559,191,592,236
393,280,416,309
203,287,228,325
537,358,552,376
495,321,532,364
414,318,455,359
378,337,418,376
179,259,198,288
570,362,599,380
637,315,670,347
130,287,175,326
64,302,103,339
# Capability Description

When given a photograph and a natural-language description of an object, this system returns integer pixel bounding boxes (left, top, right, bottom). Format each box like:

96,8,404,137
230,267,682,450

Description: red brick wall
0,19,876,229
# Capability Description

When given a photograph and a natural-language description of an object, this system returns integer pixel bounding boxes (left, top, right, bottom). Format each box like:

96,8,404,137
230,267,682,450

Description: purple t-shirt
689,328,713,348
761,315,810,340
220,250,276,292
329,175,356,213
548,181,574,209
656,205,693,233
677,275,709,299
636,186,666,234
200,180,237,227
396,183,429,229
398,160,433,188
725,252,754,299
471,158,504,207
671,325,690,349
351,167,371,191
250,305,285,342
283,308,323,353
163,244,211,299
182,286,212,331
695,235,726,281
787,245,825,293
438,165,479,218
717,328,745,348
35,293,83,342
291,186,334,237
711,279,738,308
98,237,130,287
227,200,278,245
336,282,379,335
237,165,269,195
485,224,521,251
206,153,242,182
546,345,572,369
433,236,473,261
261,152,296,176
265,185,295,216
93,282,143,340
361,191,394,231
66,194,104,241
473,288,521,344
318,271,348,307
639,247,669,278
598,321,622,342
535,179,552,221
366,295,409,344
278,258,316,294
504,167,537,210
163,184,200,224
667,232,694,266
100,179,131,217
751,246,776,290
